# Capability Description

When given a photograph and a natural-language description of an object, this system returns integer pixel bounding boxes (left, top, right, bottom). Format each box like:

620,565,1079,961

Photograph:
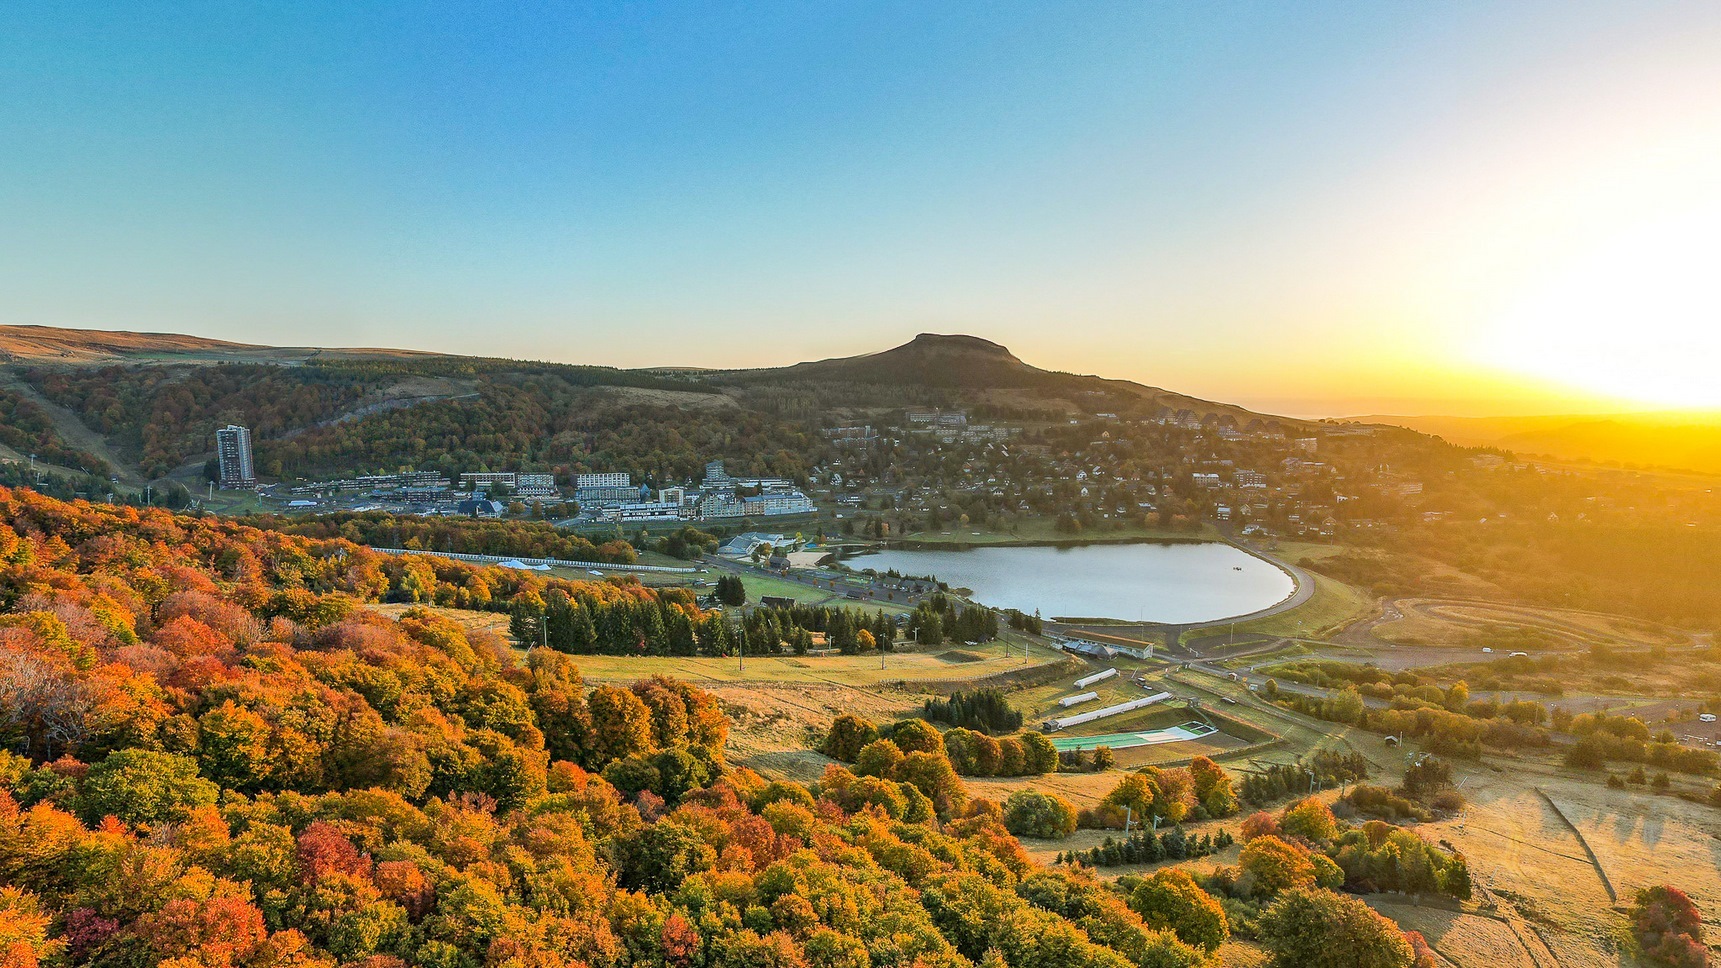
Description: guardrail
371,548,698,574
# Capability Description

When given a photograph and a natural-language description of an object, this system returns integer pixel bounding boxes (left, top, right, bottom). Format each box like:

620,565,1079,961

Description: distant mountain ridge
0,323,440,364
730,332,1296,429
2,323,1300,427
0,323,1320,484
740,333,1049,388
1358,411,1721,475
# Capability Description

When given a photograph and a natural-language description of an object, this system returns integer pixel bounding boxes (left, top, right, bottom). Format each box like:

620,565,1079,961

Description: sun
1474,203,1721,410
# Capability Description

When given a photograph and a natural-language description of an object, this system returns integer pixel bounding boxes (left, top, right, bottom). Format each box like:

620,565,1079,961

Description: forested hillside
0,389,110,477
21,364,374,478
16,361,811,482
0,487,1213,968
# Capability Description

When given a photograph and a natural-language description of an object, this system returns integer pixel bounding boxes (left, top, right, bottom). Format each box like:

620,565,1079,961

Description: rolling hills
0,322,442,365
0,325,1307,484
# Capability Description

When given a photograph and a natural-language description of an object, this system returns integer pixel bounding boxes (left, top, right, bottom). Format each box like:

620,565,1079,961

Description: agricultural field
1422,763,1721,965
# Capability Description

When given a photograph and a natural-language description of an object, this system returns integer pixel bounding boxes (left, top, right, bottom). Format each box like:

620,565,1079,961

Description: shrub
1130,868,1230,952
1237,836,1318,898
894,750,966,817
922,688,1023,733
1279,798,1339,845
854,738,904,779
1190,755,1239,817
888,718,943,755
1061,828,1231,867
1239,811,1280,841
1257,888,1414,968
1339,784,1431,823
80,750,219,826
821,714,878,762
1002,790,1078,839
1628,885,1708,968
1020,732,1060,776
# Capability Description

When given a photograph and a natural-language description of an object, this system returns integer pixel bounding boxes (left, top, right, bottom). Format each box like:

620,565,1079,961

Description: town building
215,425,255,488
575,473,635,507
698,492,745,519
717,532,790,557
742,491,815,516
611,501,682,522
460,472,517,491
576,472,630,489
515,473,558,498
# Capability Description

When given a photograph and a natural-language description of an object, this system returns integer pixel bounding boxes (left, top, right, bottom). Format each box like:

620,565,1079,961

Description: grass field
1231,571,1374,640
560,632,1065,687
728,570,845,606
364,602,1069,689
1406,758,1721,968
192,488,275,515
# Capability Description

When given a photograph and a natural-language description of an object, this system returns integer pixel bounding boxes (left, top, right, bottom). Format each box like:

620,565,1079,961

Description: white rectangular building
514,473,558,497
576,472,630,489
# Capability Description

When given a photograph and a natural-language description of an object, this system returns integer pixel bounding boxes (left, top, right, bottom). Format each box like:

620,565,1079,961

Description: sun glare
1476,202,1721,410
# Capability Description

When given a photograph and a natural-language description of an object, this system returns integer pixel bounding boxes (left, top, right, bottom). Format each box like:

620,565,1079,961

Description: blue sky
4,2,1718,415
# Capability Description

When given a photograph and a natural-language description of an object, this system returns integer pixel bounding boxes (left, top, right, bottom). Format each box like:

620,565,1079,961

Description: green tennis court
1045,722,1217,752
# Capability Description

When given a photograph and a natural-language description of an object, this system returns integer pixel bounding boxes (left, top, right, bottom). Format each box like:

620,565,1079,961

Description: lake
848,542,1295,624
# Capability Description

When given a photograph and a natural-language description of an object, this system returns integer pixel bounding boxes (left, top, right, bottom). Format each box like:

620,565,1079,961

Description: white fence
1075,668,1118,689
1051,692,1172,730
372,547,697,574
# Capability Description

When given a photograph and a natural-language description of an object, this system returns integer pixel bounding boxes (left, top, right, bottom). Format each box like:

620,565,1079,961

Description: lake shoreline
842,538,1301,625
861,532,1212,552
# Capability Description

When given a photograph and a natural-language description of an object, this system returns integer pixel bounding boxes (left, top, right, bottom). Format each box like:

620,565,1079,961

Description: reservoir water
848,542,1295,624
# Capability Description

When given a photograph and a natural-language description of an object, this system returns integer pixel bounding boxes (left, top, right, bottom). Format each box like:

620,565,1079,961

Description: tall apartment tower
215,425,255,487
